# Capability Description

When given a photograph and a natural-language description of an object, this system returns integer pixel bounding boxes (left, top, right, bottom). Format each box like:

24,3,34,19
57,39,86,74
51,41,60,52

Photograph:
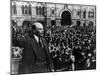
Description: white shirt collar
33,35,39,42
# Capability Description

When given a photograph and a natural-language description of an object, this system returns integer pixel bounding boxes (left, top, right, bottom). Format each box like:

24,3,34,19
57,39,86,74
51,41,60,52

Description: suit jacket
17,35,54,74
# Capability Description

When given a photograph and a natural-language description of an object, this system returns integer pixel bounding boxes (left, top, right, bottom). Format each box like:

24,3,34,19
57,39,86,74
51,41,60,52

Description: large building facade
11,0,96,27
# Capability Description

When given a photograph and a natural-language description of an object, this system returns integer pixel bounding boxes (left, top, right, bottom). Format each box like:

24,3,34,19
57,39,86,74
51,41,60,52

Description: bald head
33,22,44,37
34,22,43,29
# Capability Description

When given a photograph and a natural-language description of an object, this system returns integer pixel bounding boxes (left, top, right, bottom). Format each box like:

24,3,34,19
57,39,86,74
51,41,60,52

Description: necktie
39,37,43,48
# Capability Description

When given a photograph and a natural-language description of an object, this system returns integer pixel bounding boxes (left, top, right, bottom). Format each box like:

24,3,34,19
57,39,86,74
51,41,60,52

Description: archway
61,11,72,26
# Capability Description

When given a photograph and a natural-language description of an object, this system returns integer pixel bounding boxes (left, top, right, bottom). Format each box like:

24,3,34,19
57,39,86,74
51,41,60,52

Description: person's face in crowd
23,22,31,33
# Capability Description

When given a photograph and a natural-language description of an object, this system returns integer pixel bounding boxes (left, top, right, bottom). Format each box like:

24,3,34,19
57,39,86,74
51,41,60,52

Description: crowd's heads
22,20,32,33
48,26,95,53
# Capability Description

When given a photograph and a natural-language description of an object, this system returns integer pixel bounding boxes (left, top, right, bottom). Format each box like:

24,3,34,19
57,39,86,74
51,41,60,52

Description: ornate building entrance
61,10,72,26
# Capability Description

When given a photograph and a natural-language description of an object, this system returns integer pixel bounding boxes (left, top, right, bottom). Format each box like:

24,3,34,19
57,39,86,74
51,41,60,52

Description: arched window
61,11,72,26
42,3,46,16
52,9,55,15
77,9,81,17
24,5,28,14
36,6,39,15
36,6,42,15
51,8,55,17
72,9,77,17
42,7,45,16
12,4,17,15
83,9,86,18
21,5,24,14
39,6,42,15
21,5,29,15
29,5,31,15
88,9,94,18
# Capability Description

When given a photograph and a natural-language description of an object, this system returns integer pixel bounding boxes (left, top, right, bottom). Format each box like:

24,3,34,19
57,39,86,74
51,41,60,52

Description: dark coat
17,36,54,74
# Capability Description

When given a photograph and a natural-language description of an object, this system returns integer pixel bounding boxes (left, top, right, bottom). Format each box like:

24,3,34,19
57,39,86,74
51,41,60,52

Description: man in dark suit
18,22,54,74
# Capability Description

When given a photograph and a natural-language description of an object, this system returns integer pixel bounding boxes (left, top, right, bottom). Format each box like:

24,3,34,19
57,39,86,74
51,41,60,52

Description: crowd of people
11,20,96,71
45,25,96,70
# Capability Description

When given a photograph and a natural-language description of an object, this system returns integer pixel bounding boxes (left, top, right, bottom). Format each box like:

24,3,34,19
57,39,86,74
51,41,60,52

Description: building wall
11,0,96,27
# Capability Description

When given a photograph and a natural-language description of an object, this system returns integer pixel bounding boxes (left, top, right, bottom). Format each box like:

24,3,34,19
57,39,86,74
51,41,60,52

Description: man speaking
18,22,54,74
